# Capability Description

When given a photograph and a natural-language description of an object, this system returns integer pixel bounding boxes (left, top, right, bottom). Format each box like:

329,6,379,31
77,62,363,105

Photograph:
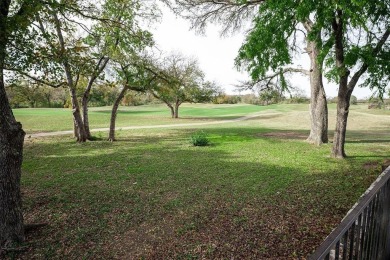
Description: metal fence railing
309,166,390,260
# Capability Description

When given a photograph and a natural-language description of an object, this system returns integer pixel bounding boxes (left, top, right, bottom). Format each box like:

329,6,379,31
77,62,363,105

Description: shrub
190,131,210,146
350,95,358,105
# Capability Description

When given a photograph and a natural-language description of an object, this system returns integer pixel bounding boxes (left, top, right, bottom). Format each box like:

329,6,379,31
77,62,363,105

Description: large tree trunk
306,41,328,145
0,4,25,247
108,86,128,142
0,115,25,248
0,58,24,248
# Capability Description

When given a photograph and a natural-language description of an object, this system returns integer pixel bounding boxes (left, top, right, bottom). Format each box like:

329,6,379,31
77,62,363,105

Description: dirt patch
260,131,308,140
363,160,390,172
363,161,380,171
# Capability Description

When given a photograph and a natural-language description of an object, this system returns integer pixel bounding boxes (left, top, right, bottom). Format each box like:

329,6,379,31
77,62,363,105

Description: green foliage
236,0,389,97
6,81,68,108
190,131,210,146
240,94,258,105
320,1,390,95
258,88,283,105
284,96,310,104
235,0,296,80
213,94,241,104
89,84,121,107
350,95,358,105
122,91,157,106
190,81,220,103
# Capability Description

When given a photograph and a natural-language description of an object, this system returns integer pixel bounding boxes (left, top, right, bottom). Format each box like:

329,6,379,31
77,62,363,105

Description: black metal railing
309,166,390,260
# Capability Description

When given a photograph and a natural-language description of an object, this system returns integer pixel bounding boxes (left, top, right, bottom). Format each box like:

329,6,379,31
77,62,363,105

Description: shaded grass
7,103,390,259
19,123,390,259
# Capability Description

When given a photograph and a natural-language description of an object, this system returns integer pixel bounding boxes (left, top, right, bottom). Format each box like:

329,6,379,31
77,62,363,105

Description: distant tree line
5,80,160,109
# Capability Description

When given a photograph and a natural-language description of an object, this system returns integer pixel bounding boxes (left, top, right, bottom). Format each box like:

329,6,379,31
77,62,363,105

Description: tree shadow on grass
19,129,388,259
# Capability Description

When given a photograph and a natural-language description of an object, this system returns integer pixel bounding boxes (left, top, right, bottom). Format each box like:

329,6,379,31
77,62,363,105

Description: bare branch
347,28,390,90
170,0,265,35
5,68,67,88
236,67,310,90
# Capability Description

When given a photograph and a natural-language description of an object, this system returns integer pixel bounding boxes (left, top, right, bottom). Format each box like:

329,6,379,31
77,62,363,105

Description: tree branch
170,0,265,34
347,28,390,90
5,68,66,88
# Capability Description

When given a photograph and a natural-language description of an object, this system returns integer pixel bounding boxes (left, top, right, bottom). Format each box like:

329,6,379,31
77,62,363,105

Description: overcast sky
152,7,375,99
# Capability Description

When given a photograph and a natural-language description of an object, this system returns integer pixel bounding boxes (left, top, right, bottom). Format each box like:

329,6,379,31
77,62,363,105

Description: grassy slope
12,103,390,259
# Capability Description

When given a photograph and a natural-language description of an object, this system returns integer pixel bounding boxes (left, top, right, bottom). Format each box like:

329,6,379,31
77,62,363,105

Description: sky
152,7,375,99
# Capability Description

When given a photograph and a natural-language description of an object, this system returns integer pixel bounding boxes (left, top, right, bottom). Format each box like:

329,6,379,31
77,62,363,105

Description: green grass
12,103,390,259
13,103,279,133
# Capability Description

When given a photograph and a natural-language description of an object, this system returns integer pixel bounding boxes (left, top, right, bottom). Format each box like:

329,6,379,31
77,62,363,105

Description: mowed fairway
14,103,273,134
14,103,390,259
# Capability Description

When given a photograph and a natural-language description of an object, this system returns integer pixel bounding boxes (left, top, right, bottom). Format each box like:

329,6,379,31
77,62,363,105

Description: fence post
384,181,390,260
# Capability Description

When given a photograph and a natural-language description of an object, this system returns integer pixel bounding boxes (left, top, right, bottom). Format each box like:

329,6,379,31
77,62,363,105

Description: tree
172,0,330,145
0,0,154,248
234,1,333,145
258,87,283,105
80,0,157,139
0,0,42,249
150,53,205,118
190,80,220,103
9,0,156,142
17,3,101,142
108,59,158,141
323,1,390,158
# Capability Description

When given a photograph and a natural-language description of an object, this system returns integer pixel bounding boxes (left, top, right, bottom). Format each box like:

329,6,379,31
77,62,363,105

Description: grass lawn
9,103,390,259
13,103,282,134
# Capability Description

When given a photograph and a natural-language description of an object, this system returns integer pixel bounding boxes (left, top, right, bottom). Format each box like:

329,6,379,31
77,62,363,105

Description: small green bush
190,131,210,146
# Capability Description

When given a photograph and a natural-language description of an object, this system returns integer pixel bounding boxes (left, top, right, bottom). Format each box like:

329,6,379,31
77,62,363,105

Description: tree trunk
70,88,87,142
331,11,350,158
52,11,86,143
332,86,352,158
82,58,109,140
81,93,91,140
0,117,25,248
0,4,25,246
305,41,328,145
167,104,174,118
108,86,128,142
73,120,78,139
174,101,180,119
0,58,24,248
